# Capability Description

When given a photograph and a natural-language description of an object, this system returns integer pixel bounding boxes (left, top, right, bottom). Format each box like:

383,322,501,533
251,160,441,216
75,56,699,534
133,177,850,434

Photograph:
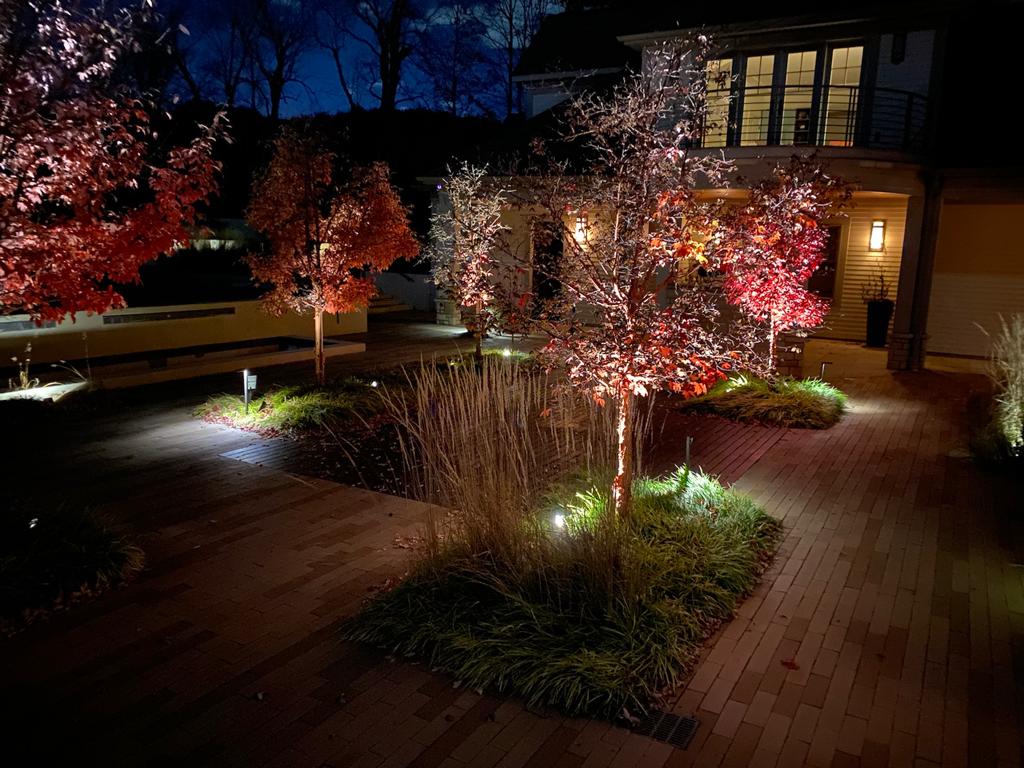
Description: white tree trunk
314,311,325,385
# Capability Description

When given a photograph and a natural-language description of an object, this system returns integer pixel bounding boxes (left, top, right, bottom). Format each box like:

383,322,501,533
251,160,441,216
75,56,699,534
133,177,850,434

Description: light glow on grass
0,381,88,402
682,375,847,429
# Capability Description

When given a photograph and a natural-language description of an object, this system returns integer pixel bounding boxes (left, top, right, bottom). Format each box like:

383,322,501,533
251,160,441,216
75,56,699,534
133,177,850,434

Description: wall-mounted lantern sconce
869,219,886,252
573,212,588,244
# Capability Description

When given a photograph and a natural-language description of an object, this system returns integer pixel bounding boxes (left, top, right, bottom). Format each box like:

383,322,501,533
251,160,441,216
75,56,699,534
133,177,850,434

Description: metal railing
700,83,928,152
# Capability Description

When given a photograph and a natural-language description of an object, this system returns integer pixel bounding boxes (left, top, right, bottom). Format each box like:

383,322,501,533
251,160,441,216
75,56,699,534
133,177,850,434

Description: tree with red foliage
247,129,418,384
514,42,760,519
717,161,849,376
0,1,222,323
440,43,840,519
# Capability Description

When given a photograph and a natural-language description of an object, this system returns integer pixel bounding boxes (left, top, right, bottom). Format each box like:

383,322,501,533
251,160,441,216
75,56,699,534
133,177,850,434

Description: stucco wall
0,300,367,365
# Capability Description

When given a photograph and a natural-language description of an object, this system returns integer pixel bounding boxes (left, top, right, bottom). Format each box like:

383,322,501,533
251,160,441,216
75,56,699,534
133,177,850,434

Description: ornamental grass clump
1,498,144,633
680,375,847,429
974,314,1024,464
344,358,780,718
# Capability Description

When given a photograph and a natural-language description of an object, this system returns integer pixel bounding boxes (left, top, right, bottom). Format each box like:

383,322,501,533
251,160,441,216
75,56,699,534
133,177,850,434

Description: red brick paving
1,339,1020,767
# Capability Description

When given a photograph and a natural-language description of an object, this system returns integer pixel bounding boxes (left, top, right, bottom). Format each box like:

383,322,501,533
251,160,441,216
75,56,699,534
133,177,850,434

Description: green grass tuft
681,375,847,429
1,498,144,631
195,376,399,434
343,466,781,719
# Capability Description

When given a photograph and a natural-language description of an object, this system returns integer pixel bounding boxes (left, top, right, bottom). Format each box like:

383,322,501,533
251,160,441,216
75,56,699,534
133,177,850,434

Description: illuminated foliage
0,1,221,322
246,128,418,383
512,42,755,519
717,160,850,374
430,163,510,361
446,43,839,519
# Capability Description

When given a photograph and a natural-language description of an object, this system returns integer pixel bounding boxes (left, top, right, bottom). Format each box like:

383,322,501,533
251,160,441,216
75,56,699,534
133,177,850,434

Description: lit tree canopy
0,0,222,322
430,163,509,361
716,160,850,373
512,42,753,517
446,42,841,518
247,127,418,382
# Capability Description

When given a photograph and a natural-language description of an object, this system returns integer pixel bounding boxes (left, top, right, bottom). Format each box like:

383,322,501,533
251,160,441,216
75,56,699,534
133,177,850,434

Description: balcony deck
700,84,928,154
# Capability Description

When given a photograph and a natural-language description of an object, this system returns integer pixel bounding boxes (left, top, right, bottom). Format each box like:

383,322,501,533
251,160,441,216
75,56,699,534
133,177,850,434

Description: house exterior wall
926,203,1024,356
817,196,909,342
525,86,571,118
875,31,934,94
0,300,367,365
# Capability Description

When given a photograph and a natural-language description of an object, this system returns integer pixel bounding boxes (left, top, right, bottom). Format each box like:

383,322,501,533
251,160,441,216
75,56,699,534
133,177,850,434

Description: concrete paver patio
1,334,1020,767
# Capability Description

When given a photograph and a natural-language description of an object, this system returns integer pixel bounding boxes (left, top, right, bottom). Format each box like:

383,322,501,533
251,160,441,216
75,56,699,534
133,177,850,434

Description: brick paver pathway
2,339,1019,767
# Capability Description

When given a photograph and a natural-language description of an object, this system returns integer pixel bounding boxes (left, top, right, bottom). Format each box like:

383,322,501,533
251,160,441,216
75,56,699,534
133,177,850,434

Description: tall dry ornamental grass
348,355,781,717
379,357,644,556
990,314,1024,452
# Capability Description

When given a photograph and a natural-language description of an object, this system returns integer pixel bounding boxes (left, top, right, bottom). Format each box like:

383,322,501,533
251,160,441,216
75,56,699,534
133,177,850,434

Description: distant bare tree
243,0,315,121
415,0,493,116
482,0,547,119
317,0,360,111
348,0,422,112
157,0,254,109
156,0,205,102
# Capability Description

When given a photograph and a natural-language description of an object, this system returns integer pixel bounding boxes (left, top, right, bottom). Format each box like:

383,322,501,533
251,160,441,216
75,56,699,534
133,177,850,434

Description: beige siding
927,203,1024,357
817,197,908,342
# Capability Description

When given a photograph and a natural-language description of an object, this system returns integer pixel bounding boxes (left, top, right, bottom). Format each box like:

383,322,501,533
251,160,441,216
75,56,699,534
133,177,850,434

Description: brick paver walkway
2,338,1019,767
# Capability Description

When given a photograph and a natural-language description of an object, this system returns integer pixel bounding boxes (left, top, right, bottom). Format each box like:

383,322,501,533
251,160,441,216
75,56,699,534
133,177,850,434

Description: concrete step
368,293,412,314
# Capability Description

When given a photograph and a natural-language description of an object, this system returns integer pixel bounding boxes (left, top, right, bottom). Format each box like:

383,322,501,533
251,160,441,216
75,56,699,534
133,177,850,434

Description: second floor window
703,45,866,148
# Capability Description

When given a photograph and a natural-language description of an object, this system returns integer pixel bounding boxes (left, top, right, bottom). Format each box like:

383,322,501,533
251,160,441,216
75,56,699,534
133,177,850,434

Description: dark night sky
169,0,537,118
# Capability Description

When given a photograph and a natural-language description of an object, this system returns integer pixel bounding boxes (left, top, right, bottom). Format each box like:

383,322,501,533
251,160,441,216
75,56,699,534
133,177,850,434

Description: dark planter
865,299,894,347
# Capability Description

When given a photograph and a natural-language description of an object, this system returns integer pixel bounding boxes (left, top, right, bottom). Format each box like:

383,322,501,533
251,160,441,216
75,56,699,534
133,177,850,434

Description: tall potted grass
861,266,894,347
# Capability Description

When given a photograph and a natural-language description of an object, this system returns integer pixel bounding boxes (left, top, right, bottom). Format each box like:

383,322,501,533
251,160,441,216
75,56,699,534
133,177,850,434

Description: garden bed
196,374,402,437
679,375,847,429
344,467,780,718
340,358,780,719
1,498,144,636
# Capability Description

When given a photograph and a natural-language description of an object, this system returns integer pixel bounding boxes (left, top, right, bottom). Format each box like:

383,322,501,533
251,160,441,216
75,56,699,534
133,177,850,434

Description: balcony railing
700,84,928,153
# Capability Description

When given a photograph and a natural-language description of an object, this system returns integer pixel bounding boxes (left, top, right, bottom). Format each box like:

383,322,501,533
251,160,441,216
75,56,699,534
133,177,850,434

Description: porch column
887,177,943,371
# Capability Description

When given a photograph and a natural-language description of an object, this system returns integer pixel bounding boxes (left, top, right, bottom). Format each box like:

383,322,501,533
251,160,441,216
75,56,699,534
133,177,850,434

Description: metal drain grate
632,709,699,749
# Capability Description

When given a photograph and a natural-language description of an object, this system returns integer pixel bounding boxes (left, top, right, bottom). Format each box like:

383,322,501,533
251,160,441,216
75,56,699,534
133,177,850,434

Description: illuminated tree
247,129,418,384
447,42,841,520
514,42,756,520
717,160,849,376
0,0,222,323
430,164,509,362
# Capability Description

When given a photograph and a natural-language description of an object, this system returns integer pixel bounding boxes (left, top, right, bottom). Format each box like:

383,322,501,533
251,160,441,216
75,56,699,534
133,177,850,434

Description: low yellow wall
0,300,367,365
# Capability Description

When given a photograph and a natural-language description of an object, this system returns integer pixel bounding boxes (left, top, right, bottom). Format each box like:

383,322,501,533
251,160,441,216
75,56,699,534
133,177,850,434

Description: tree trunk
767,315,776,379
612,389,634,521
269,76,283,122
313,311,325,385
329,49,358,111
505,15,515,119
474,299,484,365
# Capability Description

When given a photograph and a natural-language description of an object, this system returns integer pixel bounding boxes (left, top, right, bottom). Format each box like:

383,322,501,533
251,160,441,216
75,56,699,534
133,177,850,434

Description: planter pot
865,299,894,347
